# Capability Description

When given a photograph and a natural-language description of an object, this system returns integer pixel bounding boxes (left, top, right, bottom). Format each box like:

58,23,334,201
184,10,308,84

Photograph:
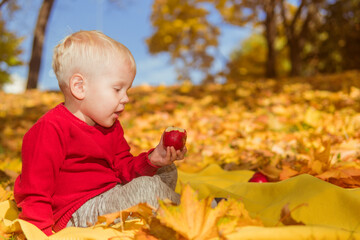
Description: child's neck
64,99,95,126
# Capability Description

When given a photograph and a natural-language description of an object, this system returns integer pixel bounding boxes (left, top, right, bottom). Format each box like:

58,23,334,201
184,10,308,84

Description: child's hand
149,132,187,167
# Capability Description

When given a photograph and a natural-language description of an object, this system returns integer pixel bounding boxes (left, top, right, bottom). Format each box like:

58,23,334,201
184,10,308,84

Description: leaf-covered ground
1,71,360,238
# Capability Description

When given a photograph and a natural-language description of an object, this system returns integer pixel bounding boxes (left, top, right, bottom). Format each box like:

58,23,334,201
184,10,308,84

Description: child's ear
69,73,86,100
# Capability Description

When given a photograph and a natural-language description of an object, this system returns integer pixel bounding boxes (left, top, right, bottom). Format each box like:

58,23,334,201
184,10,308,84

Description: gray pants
66,164,180,227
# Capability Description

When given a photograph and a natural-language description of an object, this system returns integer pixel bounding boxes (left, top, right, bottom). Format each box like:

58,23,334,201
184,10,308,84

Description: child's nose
120,94,129,104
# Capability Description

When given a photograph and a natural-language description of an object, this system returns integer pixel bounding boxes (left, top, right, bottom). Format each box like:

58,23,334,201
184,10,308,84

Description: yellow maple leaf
308,140,332,174
217,199,263,236
96,203,155,227
156,185,227,240
155,185,263,240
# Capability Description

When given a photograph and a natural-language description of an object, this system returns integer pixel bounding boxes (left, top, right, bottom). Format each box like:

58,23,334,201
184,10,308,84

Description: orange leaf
134,229,161,240
317,168,360,188
279,165,299,180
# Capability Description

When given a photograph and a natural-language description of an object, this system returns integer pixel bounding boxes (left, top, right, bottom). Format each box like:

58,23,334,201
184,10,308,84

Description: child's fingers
176,146,187,160
165,146,185,163
165,146,172,161
170,147,177,161
181,146,187,155
165,146,177,163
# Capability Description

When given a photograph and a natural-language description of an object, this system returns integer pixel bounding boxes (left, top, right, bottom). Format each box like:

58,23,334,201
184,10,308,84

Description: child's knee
132,175,164,188
156,164,178,190
130,175,174,197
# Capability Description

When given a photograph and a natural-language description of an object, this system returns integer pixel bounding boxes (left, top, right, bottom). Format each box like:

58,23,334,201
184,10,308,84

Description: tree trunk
289,40,301,76
26,0,55,90
264,0,277,78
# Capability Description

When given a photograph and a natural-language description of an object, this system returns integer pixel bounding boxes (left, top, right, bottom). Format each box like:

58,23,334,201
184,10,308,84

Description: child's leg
67,164,179,228
156,162,178,190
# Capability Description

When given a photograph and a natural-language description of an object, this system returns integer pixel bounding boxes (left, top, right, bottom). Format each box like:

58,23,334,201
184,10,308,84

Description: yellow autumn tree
224,33,290,82
147,0,219,82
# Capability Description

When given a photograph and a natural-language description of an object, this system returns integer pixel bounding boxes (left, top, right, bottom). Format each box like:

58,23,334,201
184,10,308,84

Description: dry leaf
279,165,299,180
278,203,307,226
96,203,155,226
309,140,332,174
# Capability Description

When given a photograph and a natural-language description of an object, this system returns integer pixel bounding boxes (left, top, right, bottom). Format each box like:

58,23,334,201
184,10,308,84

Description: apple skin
248,172,268,183
163,127,187,150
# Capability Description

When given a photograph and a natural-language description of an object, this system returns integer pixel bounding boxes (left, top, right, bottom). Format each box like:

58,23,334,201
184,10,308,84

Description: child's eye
114,88,121,92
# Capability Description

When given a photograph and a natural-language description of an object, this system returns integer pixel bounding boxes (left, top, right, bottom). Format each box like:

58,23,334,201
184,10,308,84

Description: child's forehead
88,55,135,76
84,47,135,70
112,51,136,71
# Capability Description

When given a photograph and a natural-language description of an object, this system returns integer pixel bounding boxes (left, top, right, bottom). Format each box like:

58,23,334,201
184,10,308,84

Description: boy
14,30,186,236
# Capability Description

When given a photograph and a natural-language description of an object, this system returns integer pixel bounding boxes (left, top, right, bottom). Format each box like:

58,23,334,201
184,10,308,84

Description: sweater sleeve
14,121,65,236
113,122,159,183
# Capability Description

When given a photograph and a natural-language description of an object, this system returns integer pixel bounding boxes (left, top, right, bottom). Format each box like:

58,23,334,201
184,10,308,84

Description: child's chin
98,119,116,128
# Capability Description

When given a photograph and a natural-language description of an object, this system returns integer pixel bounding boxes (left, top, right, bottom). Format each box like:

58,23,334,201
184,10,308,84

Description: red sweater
14,103,159,235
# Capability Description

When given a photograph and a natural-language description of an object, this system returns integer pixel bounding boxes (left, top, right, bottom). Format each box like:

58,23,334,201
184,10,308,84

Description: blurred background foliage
147,0,360,83
0,0,360,89
0,0,23,88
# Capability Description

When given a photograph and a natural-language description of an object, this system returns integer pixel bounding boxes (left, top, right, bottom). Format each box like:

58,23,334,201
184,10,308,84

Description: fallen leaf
278,203,307,226
156,185,226,240
279,165,299,180
96,203,155,226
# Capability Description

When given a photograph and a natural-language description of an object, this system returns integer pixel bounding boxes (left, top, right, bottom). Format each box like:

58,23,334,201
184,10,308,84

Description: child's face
81,59,135,127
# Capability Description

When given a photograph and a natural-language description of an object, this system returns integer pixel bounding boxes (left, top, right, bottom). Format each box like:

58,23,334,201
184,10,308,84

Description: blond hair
52,30,136,90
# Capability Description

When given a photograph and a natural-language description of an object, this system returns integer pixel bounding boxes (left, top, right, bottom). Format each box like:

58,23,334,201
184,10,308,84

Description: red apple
248,172,268,183
163,126,187,150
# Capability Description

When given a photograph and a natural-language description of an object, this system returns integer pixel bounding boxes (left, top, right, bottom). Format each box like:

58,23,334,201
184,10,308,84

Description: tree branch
0,0,10,9
298,2,316,40
280,0,291,39
290,0,306,31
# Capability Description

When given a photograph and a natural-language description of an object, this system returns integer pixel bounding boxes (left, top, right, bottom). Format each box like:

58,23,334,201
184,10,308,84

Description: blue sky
5,0,251,92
